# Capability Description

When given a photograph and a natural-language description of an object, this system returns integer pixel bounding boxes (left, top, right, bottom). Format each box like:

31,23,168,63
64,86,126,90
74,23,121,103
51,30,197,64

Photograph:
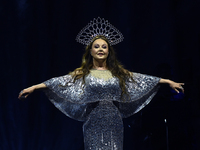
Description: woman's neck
92,58,107,70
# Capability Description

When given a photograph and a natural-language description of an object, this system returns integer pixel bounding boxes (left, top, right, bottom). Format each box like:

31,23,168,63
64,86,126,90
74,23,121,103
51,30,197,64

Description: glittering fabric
43,70,160,150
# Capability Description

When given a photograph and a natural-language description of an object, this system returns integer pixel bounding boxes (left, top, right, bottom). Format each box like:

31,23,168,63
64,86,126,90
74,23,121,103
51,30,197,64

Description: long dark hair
70,35,134,100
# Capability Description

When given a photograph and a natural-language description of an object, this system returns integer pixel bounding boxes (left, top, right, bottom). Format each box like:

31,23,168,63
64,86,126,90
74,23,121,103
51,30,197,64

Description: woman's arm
18,83,47,99
159,78,184,93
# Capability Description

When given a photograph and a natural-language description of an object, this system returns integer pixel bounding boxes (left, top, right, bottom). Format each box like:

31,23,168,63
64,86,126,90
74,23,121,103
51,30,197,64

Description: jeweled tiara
76,17,124,46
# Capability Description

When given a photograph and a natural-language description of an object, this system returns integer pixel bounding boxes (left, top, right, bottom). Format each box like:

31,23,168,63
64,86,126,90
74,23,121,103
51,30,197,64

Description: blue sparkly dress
43,69,160,150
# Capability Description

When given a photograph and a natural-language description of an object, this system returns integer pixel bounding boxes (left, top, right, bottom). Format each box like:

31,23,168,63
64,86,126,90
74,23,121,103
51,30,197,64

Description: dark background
1,0,200,149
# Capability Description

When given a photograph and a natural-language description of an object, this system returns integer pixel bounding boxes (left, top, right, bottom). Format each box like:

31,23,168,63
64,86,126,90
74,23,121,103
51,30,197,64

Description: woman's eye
94,45,99,48
102,46,107,49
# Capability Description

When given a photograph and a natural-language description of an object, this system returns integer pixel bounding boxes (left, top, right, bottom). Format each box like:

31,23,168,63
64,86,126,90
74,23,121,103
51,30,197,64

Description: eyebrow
93,43,108,47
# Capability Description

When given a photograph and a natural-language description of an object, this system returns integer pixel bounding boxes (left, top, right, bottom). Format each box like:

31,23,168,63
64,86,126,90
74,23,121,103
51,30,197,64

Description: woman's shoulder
68,70,83,76
69,68,83,76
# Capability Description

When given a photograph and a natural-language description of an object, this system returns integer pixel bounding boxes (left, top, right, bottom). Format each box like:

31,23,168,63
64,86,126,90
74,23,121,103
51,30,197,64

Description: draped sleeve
43,72,161,121
43,75,94,122
116,73,161,118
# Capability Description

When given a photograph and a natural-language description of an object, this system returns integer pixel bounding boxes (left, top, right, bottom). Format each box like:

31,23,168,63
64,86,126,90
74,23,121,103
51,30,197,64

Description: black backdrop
1,0,200,150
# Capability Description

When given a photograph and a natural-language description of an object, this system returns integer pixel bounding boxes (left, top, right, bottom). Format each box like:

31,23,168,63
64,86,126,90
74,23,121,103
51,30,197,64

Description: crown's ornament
76,17,124,46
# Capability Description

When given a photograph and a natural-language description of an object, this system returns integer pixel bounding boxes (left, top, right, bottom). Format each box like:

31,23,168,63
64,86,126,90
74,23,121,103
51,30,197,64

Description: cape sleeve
43,75,94,122
116,73,161,118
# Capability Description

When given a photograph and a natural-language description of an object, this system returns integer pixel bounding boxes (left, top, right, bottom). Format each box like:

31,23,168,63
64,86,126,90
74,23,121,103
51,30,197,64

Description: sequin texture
43,70,160,150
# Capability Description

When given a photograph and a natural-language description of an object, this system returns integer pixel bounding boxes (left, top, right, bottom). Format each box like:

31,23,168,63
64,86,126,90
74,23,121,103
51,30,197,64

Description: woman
18,18,184,150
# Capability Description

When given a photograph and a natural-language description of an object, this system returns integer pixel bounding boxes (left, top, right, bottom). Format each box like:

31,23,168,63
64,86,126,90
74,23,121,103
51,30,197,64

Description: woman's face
90,39,109,60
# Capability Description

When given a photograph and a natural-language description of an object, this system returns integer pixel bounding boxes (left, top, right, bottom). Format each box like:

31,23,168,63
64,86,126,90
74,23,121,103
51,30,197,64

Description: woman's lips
97,53,104,55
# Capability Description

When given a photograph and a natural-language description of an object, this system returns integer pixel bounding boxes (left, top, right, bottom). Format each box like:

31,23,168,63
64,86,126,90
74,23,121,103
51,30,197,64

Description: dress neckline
90,69,110,71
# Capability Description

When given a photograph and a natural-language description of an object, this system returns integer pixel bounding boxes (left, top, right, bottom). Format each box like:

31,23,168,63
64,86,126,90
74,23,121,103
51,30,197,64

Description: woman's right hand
18,86,35,99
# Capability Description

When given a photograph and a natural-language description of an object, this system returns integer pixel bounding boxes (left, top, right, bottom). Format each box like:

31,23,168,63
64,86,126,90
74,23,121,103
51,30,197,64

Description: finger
177,87,184,93
180,87,184,93
174,88,179,93
18,90,24,98
18,94,24,99
178,83,184,87
19,93,25,99
20,96,26,100
178,85,184,93
19,94,27,100
18,93,23,99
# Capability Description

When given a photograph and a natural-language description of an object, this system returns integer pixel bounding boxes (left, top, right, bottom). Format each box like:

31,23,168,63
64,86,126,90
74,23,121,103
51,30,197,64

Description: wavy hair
70,35,134,100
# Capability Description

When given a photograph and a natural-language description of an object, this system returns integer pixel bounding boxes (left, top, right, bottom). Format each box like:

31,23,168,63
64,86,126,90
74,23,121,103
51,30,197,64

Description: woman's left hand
168,80,184,93
159,79,184,93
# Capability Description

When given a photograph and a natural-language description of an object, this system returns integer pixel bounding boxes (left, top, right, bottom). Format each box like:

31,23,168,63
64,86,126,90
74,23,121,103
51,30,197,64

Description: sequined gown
43,69,160,150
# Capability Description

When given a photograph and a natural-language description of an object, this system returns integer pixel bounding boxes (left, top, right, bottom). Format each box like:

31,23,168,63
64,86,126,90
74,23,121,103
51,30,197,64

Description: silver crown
76,17,124,46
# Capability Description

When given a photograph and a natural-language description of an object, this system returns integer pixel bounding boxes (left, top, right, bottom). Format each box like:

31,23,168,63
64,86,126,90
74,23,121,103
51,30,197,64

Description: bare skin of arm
159,78,184,93
18,83,47,99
